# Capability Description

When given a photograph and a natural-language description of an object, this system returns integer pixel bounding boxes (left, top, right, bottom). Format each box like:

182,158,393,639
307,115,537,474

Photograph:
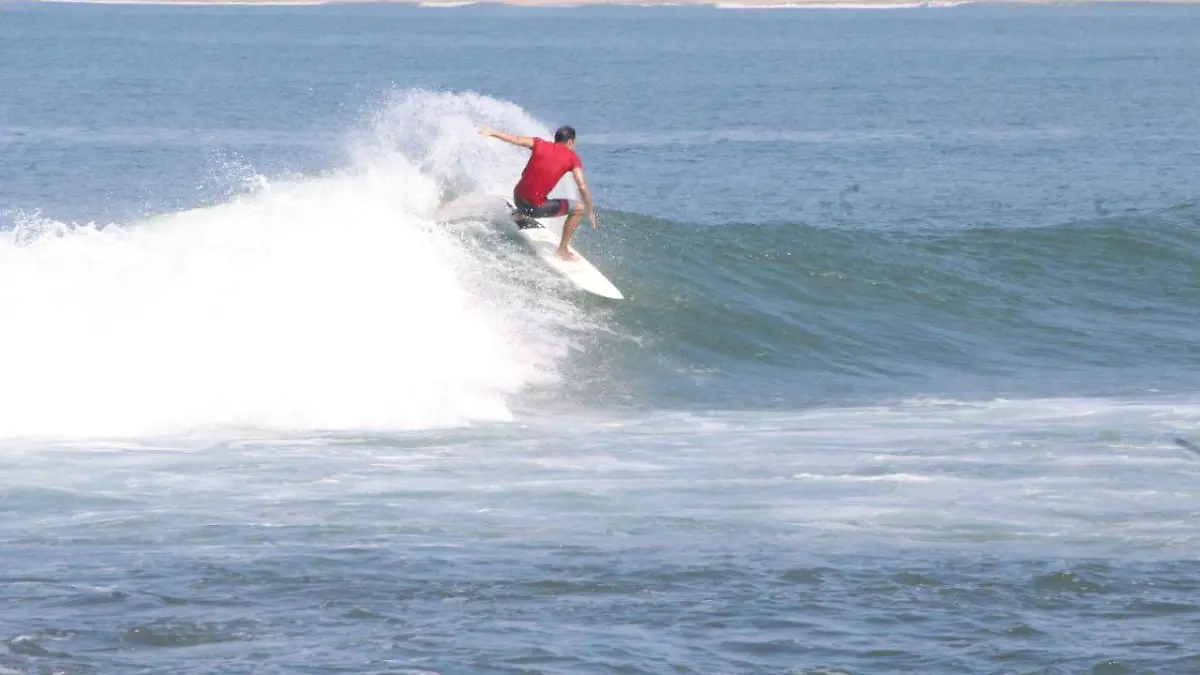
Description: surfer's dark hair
554,126,576,143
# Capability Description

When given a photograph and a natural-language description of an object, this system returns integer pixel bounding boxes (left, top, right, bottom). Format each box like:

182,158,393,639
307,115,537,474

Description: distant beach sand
30,0,1200,7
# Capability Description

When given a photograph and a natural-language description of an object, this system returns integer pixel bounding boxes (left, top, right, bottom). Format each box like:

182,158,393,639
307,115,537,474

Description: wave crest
0,90,588,438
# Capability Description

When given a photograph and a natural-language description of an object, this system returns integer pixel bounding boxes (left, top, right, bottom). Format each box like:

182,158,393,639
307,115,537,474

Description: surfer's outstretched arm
480,126,534,149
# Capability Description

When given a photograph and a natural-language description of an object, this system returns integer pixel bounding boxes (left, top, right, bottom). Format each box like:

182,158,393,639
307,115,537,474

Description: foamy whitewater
0,92,589,437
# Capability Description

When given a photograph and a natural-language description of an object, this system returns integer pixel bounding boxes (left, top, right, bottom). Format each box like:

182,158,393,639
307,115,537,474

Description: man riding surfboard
480,124,598,261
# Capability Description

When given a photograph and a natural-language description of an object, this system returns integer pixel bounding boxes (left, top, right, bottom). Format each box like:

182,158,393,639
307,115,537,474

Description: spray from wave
0,91,590,438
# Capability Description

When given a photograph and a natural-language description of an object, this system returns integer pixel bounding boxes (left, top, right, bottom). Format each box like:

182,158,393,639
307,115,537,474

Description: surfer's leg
557,200,583,262
511,193,532,225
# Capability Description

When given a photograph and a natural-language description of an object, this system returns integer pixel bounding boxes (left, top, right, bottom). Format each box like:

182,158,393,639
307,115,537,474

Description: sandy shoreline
25,0,1200,7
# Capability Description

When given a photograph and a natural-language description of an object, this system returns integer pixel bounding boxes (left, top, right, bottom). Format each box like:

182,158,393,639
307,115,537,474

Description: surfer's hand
588,211,599,229
479,125,493,137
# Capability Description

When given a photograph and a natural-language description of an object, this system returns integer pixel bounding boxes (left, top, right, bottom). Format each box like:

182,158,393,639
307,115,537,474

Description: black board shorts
513,194,575,219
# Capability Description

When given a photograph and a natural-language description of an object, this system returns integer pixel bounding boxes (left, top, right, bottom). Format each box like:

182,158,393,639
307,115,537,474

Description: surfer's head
554,125,576,147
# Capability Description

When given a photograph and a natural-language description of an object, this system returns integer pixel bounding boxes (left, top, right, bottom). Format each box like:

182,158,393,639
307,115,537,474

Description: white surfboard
502,198,623,300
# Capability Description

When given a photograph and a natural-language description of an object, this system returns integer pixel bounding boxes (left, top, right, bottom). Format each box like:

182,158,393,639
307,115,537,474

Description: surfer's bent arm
479,126,534,149
572,167,598,228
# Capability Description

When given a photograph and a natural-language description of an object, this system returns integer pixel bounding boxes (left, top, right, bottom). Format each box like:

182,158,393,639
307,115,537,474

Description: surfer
480,124,598,261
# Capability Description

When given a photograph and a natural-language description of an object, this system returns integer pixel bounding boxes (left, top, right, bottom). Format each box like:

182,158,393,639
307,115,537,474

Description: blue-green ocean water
2,3,1199,674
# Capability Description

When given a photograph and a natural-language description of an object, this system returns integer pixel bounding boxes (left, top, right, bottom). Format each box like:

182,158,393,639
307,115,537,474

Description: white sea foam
714,1,965,9
0,90,587,439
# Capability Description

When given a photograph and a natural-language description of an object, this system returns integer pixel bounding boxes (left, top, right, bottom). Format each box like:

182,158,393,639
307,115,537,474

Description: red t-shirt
514,138,582,206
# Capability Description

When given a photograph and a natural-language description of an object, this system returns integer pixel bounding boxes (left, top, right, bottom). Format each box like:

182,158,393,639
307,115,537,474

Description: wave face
584,201,1200,407
0,91,591,438
3,89,1197,435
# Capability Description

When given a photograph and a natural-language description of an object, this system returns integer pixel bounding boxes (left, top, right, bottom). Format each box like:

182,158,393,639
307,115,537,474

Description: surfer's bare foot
556,203,585,262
